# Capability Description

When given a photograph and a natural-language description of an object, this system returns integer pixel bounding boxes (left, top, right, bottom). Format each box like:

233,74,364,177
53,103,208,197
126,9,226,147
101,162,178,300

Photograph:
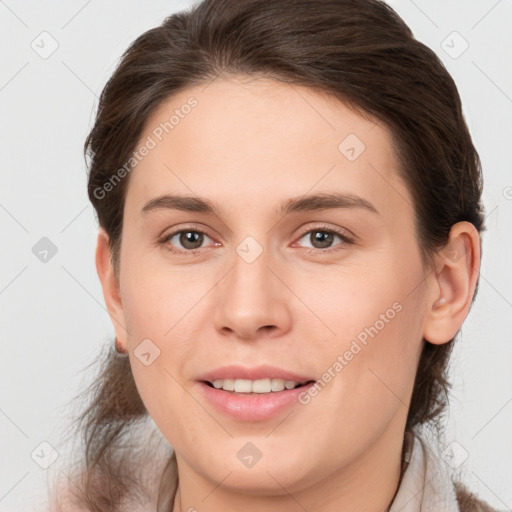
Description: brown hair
51,0,491,510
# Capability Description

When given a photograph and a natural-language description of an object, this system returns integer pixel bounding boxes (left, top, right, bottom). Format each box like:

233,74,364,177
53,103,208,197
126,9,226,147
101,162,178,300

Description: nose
213,244,292,341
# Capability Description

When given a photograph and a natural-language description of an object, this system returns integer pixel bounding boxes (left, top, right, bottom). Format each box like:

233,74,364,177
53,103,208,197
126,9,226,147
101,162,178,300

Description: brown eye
296,226,355,253
309,230,335,249
162,229,214,253
178,231,205,250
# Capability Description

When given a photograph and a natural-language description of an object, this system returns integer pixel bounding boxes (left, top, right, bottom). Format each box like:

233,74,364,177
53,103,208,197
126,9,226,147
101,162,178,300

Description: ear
95,227,129,351
423,221,481,345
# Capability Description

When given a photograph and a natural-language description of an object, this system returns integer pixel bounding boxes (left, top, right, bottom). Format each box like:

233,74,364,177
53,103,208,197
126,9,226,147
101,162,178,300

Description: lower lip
197,381,315,422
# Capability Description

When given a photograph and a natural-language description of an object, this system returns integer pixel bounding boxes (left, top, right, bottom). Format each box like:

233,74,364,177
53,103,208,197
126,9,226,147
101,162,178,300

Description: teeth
211,378,302,393
235,379,252,393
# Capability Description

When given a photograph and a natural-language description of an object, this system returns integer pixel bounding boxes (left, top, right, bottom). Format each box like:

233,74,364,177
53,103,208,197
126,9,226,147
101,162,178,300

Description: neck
171,423,407,512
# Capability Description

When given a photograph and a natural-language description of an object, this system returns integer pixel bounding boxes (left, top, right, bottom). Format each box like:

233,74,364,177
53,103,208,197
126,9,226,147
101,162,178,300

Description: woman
49,0,498,510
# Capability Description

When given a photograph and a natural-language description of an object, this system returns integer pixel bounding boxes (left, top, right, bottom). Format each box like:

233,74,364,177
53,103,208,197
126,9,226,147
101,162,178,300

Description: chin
213,467,309,497
195,447,315,495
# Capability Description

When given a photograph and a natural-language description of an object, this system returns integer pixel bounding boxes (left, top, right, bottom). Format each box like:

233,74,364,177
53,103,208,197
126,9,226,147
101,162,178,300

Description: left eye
295,228,353,252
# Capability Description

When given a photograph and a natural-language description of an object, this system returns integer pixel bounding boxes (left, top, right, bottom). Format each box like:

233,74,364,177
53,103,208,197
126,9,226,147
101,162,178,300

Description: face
112,75,432,494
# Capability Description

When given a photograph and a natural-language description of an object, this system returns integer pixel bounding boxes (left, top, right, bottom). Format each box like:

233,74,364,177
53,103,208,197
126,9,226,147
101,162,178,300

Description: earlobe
423,222,481,345
95,227,129,351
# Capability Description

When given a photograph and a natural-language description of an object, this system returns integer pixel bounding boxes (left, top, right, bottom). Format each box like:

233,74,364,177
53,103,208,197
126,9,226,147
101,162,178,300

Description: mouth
201,378,316,394
198,377,317,421
196,365,318,420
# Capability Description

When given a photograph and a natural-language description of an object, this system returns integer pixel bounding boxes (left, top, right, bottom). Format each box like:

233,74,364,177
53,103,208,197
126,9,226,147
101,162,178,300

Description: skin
96,74,480,512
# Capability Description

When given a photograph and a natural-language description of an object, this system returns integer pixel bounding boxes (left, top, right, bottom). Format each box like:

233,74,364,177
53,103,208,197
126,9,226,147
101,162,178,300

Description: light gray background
1,1,511,510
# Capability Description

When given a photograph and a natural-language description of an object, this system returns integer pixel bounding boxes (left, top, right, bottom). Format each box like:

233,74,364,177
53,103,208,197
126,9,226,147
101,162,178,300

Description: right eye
159,227,220,254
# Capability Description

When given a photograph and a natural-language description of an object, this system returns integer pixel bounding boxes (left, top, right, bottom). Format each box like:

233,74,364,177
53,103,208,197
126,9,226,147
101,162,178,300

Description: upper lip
197,365,316,384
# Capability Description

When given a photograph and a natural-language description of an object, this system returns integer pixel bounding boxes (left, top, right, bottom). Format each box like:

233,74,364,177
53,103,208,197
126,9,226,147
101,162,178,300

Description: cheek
120,256,206,345
128,357,210,458
294,252,426,417
119,259,216,443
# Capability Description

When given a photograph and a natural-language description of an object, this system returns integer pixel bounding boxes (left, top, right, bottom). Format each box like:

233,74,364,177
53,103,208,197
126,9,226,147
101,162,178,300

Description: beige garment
157,453,178,512
389,430,460,511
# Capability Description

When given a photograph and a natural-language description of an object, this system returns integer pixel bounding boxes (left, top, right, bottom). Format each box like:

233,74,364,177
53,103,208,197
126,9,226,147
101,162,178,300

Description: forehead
124,75,411,222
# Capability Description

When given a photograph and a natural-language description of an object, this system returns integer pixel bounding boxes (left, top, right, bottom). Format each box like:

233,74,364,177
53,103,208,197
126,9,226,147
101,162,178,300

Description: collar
389,429,460,511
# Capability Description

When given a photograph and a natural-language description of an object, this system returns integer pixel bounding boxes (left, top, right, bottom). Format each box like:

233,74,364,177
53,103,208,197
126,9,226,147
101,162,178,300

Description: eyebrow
141,192,379,217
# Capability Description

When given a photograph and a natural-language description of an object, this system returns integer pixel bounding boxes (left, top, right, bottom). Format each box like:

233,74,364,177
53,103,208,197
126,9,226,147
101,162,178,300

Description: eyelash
158,224,355,255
